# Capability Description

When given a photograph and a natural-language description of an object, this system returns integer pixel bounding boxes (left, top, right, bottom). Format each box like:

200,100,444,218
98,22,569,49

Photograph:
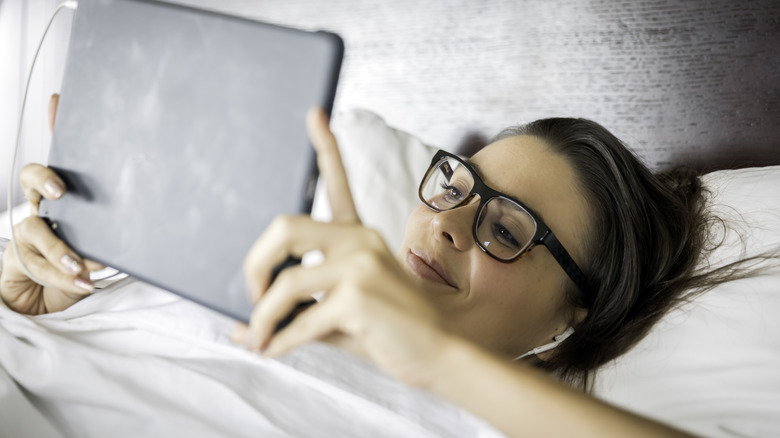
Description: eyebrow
464,154,554,227
464,157,484,178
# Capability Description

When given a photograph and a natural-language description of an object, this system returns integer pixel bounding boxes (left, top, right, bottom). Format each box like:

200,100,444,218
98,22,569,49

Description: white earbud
514,327,575,360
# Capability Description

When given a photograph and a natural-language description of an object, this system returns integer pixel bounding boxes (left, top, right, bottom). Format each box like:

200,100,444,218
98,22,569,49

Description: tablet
39,0,343,322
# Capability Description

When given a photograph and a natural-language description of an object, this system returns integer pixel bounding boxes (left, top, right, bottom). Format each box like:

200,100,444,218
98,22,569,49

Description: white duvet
0,279,500,437
4,109,780,437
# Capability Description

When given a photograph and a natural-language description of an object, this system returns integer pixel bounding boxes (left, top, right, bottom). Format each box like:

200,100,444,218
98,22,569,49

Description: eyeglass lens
420,156,538,260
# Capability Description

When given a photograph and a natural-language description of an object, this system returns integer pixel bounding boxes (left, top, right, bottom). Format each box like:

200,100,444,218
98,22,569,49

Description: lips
406,249,458,289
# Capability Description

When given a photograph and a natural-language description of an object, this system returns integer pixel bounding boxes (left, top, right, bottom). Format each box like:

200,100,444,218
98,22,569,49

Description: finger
230,322,249,344
42,278,94,313
9,245,93,295
23,187,43,216
245,262,337,350
48,93,59,133
306,107,359,224
20,163,65,205
16,217,88,278
263,299,342,358
243,216,363,298
83,259,106,272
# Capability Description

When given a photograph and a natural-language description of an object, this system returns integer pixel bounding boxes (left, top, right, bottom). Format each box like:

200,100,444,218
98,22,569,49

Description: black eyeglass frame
418,149,589,295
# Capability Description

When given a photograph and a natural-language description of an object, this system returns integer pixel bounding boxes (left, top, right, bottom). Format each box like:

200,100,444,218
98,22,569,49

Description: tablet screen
40,0,343,322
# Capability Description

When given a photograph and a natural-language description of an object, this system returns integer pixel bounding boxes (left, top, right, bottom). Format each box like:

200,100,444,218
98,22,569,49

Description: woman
1,96,706,437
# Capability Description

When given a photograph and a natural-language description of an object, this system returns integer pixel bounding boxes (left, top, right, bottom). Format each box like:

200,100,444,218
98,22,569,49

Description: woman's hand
0,94,103,315
236,108,454,387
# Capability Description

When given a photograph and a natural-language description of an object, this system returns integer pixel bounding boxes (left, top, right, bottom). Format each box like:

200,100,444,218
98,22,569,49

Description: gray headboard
177,0,779,171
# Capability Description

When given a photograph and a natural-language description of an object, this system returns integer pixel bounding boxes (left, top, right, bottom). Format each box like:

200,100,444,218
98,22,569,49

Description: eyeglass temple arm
540,232,589,296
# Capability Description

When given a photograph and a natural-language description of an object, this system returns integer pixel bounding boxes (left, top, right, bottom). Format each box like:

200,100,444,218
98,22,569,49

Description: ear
518,326,576,361
531,307,586,361
571,306,588,326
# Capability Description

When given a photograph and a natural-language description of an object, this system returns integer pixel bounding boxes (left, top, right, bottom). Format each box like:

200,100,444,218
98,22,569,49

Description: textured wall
175,0,780,170
5,0,779,196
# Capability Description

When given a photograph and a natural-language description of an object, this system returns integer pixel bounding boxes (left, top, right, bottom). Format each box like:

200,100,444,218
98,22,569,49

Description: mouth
406,249,458,290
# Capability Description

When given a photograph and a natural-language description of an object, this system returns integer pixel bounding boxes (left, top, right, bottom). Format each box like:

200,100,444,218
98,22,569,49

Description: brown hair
493,118,767,389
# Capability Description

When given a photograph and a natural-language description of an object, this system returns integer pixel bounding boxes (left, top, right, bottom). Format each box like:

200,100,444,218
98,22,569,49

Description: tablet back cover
40,0,343,322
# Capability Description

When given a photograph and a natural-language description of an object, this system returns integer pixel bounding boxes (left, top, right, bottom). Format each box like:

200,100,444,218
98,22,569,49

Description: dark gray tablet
39,0,343,322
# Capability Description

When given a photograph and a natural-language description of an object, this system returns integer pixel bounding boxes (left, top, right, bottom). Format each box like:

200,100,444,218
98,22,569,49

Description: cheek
399,205,431,249
407,203,430,227
458,253,569,354
468,250,560,308
469,258,511,295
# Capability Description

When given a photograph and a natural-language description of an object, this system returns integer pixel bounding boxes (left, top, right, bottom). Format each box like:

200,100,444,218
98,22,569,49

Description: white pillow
314,109,438,250
592,167,780,438
325,109,780,438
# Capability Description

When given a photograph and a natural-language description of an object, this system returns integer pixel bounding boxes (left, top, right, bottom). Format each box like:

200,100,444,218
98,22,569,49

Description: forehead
470,136,574,204
470,135,591,251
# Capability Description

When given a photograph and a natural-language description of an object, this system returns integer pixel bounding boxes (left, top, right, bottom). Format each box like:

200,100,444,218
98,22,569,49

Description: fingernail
246,285,258,303
44,179,65,198
263,341,279,357
61,254,83,273
230,324,247,344
246,332,270,353
73,277,94,292
244,331,258,350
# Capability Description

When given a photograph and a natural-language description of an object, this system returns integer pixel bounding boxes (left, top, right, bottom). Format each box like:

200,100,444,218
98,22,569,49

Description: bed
2,0,779,437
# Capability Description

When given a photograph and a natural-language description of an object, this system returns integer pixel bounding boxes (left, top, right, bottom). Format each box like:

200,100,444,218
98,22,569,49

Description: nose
431,200,479,252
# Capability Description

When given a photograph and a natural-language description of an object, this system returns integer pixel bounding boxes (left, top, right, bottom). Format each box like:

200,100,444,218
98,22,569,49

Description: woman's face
398,135,592,358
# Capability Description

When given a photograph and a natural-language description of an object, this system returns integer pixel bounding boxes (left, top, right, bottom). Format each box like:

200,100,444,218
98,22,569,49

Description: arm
429,335,695,438
239,108,697,438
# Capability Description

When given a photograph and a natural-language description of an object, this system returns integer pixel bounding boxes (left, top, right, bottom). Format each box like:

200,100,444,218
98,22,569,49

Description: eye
439,182,466,204
492,222,521,249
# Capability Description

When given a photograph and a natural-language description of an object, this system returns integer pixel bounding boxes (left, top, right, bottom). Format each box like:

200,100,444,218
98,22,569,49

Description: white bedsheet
0,280,501,437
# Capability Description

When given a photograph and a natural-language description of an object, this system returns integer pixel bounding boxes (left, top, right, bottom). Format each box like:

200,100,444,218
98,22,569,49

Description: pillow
314,109,439,250
592,167,780,438
325,109,780,438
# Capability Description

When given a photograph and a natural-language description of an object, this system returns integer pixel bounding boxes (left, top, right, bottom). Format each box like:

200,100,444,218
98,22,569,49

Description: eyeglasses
418,150,589,294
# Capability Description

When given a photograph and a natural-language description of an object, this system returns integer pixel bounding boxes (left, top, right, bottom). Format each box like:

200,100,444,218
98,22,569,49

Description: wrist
421,332,478,394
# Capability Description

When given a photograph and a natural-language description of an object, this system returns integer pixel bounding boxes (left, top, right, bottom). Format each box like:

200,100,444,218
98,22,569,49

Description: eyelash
439,182,465,201
492,222,520,248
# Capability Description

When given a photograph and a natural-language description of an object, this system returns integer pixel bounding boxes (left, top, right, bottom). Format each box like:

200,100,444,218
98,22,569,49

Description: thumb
48,93,59,133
